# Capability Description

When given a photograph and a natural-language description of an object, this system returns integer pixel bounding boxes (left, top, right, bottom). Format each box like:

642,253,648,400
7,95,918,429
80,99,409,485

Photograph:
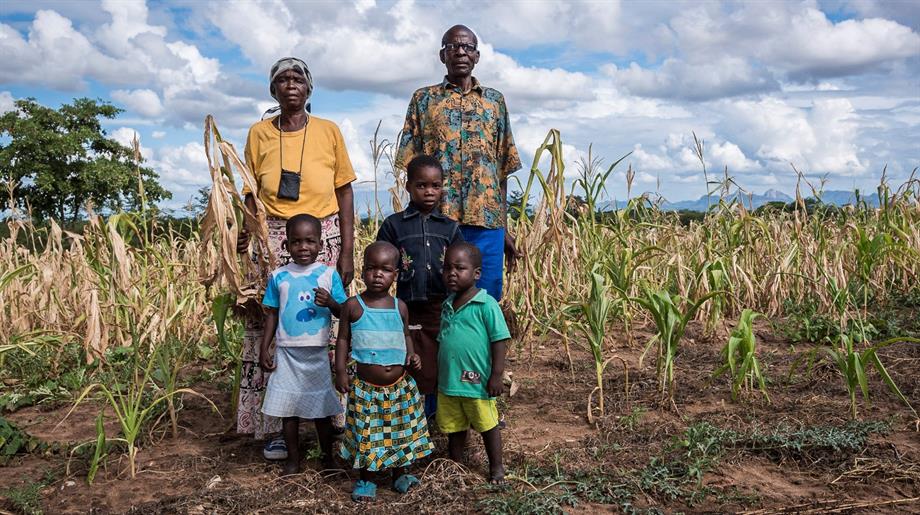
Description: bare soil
2,319,919,514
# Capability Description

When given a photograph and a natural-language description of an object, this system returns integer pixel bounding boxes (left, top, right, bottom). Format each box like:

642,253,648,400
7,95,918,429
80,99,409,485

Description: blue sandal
351,480,377,502
393,474,420,494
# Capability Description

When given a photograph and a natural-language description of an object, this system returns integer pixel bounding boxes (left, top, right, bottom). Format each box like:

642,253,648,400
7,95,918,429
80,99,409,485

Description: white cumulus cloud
768,8,920,79
0,91,15,113
718,97,866,175
111,89,163,117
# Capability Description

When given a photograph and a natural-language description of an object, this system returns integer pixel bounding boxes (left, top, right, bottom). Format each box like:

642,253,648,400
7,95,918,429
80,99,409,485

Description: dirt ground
2,319,919,514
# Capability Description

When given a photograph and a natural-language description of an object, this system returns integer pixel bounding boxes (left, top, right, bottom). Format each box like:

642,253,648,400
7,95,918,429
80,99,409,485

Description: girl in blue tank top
334,241,433,502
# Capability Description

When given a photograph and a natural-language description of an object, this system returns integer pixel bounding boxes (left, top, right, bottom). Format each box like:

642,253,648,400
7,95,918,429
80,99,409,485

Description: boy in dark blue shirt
377,155,463,419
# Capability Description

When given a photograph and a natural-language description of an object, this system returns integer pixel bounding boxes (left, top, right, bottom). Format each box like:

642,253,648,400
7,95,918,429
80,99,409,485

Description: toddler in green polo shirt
437,242,510,484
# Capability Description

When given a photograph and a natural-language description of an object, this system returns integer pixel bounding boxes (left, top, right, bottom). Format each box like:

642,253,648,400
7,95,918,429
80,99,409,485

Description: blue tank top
350,295,406,366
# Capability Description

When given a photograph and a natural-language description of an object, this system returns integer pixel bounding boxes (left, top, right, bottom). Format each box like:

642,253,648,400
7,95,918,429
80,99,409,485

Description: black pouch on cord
277,169,301,200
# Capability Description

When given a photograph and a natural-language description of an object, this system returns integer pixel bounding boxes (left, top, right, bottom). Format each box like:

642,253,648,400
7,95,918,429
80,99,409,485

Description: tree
507,189,532,221
192,186,211,216
0,97,170,222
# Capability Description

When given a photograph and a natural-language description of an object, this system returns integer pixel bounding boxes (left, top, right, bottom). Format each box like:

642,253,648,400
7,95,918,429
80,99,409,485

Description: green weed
0,416,45,464
479,466,648,515
1,469,55,515
640,422,732,503
740,420,889,462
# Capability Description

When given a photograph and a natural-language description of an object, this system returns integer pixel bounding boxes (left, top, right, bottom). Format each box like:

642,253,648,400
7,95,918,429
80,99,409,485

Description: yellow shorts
436,393,499,434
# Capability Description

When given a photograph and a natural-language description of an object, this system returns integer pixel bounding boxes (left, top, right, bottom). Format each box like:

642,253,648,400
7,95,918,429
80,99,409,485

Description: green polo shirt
438,289,511,399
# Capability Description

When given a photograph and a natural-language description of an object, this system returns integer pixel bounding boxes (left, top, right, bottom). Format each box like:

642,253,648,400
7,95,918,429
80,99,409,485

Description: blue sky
2,0,918,212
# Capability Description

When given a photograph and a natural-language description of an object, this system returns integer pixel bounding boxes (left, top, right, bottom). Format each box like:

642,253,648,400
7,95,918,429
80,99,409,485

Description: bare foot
281,461,300,476
321,455,338,470
489,465,506,485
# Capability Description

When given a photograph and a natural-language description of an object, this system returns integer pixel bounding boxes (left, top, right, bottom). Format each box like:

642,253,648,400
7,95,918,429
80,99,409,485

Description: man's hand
237,229,251,254
504,232,522,274
406,353,422,371
337,252,355,287
486,373,504,397
334,369,351,394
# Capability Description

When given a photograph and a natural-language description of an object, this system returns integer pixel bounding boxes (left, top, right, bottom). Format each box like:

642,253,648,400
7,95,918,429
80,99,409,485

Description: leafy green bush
0,416,45,464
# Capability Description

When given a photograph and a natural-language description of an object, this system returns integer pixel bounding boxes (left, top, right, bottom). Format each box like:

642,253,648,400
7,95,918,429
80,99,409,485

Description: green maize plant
65,409,112,485
152,334,197,439
576,269,616,421
820,334,920,420
632,288,723,401
211,292,242,424
851,225,895,317
599,242,664,346
695,257,732,336
87,410,107,485
573,145,630,225
712,309,769,402
59,343,218,478
824,276,852,337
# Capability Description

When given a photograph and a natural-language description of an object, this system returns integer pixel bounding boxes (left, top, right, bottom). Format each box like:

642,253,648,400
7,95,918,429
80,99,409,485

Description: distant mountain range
598,189,881,212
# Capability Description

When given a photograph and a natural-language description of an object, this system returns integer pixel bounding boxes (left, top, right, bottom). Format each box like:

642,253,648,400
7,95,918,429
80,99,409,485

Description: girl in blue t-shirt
260,214,348,475
334,241,434,502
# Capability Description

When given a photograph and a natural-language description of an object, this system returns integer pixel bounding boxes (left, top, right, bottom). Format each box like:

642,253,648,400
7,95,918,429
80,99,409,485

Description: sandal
351,480,377,502
393,474,420,494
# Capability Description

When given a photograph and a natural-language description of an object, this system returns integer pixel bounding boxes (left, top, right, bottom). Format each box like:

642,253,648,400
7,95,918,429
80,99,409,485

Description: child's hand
406,352,422,371
487,374,504,397
335,369,351,394
313,287,332,307
259,348,275,372
313,287,332,306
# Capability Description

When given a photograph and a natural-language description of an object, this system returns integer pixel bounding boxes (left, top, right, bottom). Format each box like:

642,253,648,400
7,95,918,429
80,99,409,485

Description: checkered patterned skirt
340,374,434,471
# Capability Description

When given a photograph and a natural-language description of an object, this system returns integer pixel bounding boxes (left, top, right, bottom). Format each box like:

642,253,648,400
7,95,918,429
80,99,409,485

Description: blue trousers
424,393,437,420
459,225,505,301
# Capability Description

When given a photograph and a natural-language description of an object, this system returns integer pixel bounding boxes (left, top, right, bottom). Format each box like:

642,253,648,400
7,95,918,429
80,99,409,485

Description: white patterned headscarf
264,57,313,118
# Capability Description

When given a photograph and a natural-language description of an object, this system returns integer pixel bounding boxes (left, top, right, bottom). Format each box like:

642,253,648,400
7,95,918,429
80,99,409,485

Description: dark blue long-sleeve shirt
376,203,463,302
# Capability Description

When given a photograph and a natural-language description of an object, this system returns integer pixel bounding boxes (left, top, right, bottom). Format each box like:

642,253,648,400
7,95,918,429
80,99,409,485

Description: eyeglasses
442,42,478,53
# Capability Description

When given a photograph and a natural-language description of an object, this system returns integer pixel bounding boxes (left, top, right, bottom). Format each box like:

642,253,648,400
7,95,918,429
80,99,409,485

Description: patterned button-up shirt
396,77,522,228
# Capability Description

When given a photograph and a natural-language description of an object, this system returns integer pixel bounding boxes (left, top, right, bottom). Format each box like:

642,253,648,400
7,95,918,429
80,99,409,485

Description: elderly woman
237,57,356,460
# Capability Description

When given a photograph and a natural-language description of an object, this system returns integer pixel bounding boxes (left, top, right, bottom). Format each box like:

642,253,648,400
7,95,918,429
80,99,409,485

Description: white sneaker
263,435,288,460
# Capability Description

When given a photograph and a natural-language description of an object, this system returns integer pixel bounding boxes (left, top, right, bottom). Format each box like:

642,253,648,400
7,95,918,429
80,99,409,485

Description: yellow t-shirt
243,115,356,219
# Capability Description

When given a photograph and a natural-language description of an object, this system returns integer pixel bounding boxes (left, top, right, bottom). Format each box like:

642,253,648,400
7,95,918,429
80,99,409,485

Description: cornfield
1,120,919,502
2,122,919,380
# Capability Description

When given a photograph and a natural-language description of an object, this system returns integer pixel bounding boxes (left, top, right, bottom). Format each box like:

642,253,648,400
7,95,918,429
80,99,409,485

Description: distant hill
598,189,881,212
812,190,881,208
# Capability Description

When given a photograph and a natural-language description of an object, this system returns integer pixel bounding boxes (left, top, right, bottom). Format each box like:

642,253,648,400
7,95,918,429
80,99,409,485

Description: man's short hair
364,240,399,267
447,241,482,268
285,213,321,238
406,155,444,183
441,24,478,46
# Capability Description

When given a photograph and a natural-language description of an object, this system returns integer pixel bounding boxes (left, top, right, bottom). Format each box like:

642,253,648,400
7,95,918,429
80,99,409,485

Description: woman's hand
237,229,250,254
334,184,355,286
334,368,351,394
337,252,354,287
238,194,257,254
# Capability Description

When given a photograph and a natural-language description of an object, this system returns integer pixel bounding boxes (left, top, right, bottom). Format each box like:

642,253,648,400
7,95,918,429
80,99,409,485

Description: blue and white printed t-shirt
262,262,347,347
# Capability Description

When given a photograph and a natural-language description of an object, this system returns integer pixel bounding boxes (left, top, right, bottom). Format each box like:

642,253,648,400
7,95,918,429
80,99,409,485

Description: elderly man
396,24,522,301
